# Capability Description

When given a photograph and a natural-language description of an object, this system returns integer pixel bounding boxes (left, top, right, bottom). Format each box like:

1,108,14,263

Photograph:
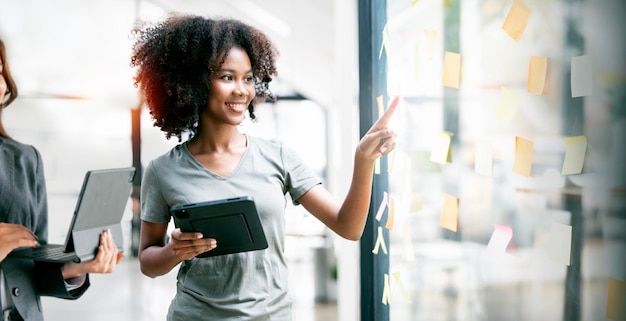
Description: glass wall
371,0,626,320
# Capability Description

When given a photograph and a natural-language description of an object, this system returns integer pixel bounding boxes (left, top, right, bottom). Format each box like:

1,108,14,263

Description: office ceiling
0,0,347,108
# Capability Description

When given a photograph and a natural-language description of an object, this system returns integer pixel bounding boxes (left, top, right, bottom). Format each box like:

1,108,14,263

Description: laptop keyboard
25,246,77,260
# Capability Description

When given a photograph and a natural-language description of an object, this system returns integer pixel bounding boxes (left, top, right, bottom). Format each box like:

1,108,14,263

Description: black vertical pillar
562,1,585,320
358,0,389,321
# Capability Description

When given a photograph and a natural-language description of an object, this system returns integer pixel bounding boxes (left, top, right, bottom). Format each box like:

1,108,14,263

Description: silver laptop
9,167,135,263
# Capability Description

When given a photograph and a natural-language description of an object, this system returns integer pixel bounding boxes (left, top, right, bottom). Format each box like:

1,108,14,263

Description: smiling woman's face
205,46,256,126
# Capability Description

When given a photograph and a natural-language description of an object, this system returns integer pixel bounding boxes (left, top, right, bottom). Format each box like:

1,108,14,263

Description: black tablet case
170,196,268,258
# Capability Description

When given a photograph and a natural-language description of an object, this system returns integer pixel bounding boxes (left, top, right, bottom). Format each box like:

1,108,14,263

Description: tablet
170,196,268,258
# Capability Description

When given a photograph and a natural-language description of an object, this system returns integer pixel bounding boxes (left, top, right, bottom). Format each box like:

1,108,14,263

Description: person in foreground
131,14,397,321
0,38,123,321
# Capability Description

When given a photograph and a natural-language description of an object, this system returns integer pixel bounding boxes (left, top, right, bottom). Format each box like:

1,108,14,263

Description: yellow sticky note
423,29,437,61
528,56,548,95
385,197,395,230
442,51,461,88
440,194,459,232
562,136,587,175
487,224,513,254
502,0,530,42
495,86,520,123
550,222,572,266
475,142,493,176
376,95,384,116
379,24,391,59
382,273,391,305
513,136,534,177
430,131,453,164
372,226,388,255
571,55,593,97
607,277,626,320
392,271,412,304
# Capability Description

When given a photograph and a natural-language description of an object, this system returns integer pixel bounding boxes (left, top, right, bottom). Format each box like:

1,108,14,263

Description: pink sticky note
487,224,513,254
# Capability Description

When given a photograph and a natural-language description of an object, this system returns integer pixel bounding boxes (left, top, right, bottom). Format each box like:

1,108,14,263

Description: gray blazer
0,136,89,321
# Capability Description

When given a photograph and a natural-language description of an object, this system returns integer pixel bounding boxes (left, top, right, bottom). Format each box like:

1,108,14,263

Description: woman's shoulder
147,142,188,167
0,137,41,161
247,135,285,151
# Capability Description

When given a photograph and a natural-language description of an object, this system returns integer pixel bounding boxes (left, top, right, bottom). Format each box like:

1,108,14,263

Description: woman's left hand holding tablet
169,228,217,261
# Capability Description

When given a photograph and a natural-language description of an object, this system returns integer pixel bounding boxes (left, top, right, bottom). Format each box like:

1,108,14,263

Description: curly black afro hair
130,14,279,141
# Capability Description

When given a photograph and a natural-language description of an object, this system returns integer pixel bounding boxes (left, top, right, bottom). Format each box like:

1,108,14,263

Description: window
363,0,626,320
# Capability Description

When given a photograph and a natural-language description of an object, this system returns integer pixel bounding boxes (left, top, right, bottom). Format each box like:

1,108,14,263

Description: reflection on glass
384,0,626,320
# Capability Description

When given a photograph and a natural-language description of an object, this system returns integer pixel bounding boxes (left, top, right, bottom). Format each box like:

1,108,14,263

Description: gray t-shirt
141,135,321,321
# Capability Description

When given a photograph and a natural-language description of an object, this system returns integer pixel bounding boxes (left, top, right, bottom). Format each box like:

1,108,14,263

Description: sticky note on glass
549,222,572,266
475,142,493,176
379,24,391,59
571,55,593,97
440,194,459,232
430,131,453,164
607,277,626,320
528,56,548,95
513,136,534,177
487,224,513,254
424,29,438,60
382,273,391,305
392,271,412,304
562,136,587,175
372,226,388,255
442,51,461,88
495,86,520,123
502,0,530,42
385,197,396,230
375,191,389,221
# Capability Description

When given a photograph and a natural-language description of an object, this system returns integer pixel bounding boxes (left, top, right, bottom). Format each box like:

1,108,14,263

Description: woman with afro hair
131,14,397,321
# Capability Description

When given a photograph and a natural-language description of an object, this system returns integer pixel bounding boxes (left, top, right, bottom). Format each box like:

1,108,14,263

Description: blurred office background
1,0,625,321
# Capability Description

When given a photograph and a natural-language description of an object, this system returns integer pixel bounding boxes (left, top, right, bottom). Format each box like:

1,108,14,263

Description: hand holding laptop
0,223,40,262
60,229,123,279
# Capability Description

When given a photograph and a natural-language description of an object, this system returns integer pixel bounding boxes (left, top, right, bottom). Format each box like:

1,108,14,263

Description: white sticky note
571,55,593,98
487,224,513,255
550,222,572,266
